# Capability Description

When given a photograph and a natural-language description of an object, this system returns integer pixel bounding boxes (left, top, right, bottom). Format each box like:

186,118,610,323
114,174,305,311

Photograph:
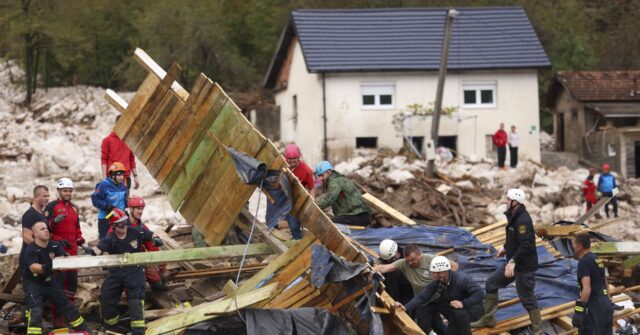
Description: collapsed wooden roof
104,49,423,335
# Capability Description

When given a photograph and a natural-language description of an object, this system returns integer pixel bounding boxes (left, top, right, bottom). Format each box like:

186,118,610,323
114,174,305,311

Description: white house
264,7,550,165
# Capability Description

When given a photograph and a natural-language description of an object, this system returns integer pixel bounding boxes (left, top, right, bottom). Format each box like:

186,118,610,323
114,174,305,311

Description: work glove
41,263,51,274
597,192,603,198
53,214,67,224
58,240,72,249
88,247,98,256
81,244,93,255
76,237,85,246
152,237,164,247
572,300,585,328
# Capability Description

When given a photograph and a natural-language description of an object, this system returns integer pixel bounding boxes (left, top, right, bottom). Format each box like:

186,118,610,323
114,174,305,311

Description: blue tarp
347,225,580,321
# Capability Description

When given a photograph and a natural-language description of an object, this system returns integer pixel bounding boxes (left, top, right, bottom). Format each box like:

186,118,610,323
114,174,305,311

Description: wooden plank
238,209,288,254
377,291,425,335
133,89,180,161
263,278,311,308
145,283,278,335
592,242,640,255
53,242,295,270
0,267,21,305
328,283,375,312
153,229,197,271
133,48,189,101
574,194,615,225
113,73,161,141
169,264,266,280
104,89,128,113
362,193,416,225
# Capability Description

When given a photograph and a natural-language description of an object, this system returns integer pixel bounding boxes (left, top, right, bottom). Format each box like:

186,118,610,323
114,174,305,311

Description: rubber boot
528,308,542,335
471,293,498,328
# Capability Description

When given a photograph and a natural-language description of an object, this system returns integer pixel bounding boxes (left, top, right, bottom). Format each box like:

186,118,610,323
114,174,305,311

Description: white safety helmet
506,188,526,204
429,256,451,272
57,177,74,189
379,239,398,260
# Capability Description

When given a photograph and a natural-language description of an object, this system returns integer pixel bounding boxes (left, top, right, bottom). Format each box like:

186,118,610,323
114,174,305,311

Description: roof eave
263,19,296,89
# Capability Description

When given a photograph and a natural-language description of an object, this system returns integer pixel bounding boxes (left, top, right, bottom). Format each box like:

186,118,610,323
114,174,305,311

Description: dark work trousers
51,269,78,327
486,265,539,311
332,212,370,226
579,294,613,335
98,218,110,239
422,303,483,335
603,193,618,218
286,214,303,240
24,279,86,334
100,268,146,335
383,271,413,305
509,146,518,168
497,146,507,168
413,303,447,334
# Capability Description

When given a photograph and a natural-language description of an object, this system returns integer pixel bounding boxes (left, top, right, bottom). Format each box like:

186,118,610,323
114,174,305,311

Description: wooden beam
238,209,288,254
574,192,616,225
0,267,21,305
591,242,640,256
362,193,416,226
145,283,278,335
153,229,198,271
328,283,374,313
133,48,189,101
53,242,295,270
104,89,128,113
168,264,266,280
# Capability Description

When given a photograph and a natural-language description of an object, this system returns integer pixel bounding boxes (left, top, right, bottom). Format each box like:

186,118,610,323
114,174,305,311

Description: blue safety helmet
315,161,333,176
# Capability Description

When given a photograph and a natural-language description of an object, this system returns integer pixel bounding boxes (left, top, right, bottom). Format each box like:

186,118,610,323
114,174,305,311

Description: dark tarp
347,225,580,321
245,308,351,335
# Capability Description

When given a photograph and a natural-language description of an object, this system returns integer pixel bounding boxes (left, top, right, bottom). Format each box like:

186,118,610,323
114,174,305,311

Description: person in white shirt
508,125,520,168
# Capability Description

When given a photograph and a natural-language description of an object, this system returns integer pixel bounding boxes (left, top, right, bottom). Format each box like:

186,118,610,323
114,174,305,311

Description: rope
233,177,265,323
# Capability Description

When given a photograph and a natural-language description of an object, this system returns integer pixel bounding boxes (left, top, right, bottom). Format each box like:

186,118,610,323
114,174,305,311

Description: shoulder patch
518,224,526,235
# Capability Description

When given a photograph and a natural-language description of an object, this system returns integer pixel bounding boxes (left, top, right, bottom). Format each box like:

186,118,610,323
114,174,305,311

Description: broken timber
104,48,422,334
363,193,416,225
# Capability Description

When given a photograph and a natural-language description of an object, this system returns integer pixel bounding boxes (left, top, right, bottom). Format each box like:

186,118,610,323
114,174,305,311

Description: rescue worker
394,256,485,335
374,244,458,333
91,208,163,335
92,162,128,238
571,232,613,335
44,178,86,328
472,189,541,334
101,115,139,190
315,161,371,226
597,163,618,218
20,185,50,263
22,221,91,335
582,168,597,211
281,144,315,239
377,239,412,304
126,196,168,291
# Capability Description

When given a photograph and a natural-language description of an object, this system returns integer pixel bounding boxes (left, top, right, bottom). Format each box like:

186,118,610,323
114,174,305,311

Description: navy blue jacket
405,271,485,311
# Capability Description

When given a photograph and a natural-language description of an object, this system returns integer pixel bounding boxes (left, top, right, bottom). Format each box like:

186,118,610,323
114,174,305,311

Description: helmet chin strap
508,199,518,211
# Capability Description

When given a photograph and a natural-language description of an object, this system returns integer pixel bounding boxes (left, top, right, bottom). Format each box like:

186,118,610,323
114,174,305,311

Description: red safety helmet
106,208,128,225
602,163,610,172
128,196,145,208
284,144,301,159
108,162,127,174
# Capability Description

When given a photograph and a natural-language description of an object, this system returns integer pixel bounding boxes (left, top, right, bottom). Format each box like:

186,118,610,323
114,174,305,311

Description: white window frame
361,83,395,110
462,82,496,109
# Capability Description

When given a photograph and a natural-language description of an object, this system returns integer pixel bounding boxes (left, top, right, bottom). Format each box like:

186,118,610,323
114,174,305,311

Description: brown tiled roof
556,71,640,102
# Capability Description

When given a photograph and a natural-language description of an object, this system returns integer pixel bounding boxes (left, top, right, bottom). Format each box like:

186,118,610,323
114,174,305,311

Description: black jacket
504,204,538,272
405,271,485,311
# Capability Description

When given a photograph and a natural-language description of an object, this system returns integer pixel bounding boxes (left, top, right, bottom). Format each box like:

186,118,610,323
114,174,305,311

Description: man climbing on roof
597,163,618,218
582,168,597,212
374,243,459,334
394,256,485,335
92,162,128,239
571,232,613,335
281,144,315,239
44,178,87,329
314,161,371,226
472,188,541,334
101,115,139,190
91,208,163,335
376,239,413,304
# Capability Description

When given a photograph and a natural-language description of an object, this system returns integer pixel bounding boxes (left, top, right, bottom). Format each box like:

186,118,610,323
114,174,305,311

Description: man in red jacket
493,123,508,169
101,115,139,190
582,168,597,211
44,177,86,329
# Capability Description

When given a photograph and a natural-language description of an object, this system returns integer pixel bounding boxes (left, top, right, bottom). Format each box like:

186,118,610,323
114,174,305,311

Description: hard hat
506,188,526,204
128,196,145,208
315,161,333,176
57,177,74,189
284,144,301,159
106,208,128,225
379,239,398,260
602,163,610,171
108,162,127,174
430,256,451,272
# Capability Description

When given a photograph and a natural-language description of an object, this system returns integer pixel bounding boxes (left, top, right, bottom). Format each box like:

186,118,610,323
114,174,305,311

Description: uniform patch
595,258,605,268
49,252,55,260
518,225,526,235
130,240,138,249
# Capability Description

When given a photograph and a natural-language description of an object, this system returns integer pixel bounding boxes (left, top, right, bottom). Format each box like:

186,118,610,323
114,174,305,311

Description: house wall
583,129,622,173
622,130,640,178
552,89,585,154
274,51,542,166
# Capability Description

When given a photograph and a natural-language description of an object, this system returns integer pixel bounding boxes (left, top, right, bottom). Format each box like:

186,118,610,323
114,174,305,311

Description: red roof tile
556,71,640,102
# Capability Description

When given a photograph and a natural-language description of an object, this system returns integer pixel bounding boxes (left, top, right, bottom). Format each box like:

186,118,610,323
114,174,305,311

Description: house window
462,83,496,108
361,83,395,109
356,137,377,148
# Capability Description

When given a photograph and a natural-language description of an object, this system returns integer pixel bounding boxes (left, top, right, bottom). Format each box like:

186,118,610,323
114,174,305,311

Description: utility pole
426,8,458,177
